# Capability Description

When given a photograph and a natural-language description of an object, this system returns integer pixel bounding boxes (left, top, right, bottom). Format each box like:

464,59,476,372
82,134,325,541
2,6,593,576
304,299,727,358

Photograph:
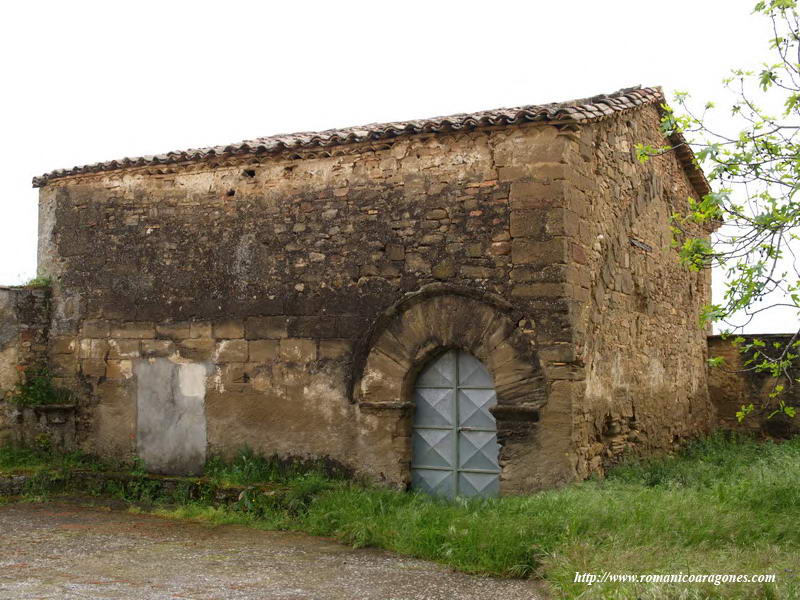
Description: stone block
571,242,587,264
319,339,352,360
81,319,110,338
190,322,213,339
511,283,565,298
497,166,528,181
279,338,317,363
432,258,455,280
510,264,567,283
106,359,133,380
215,339,248,363
334,316,368,338
220,362,251,391
250,366,274,392
533,163,568,182
141,340,175,357
49,354,78,377
509,181,566,209
50,336,76,355
81,359,107,378
539,344,577,363
79,338,109,360
212,320,244,339
385,244,405,261
108,339,141,359
466,243,483,258
111,322,155,339
177,339,214,360
459,265,493,279
245,316,289,340
511,238,566,265
510,209,545,238
248,340,280,362
156,322,192,340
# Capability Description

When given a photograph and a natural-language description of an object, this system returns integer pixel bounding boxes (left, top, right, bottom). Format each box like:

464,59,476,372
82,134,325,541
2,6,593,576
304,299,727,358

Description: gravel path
0,501,547,599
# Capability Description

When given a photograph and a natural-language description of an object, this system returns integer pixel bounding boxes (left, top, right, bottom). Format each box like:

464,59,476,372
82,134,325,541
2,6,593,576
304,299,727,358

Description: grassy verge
0,443,108,474
2,433,799,599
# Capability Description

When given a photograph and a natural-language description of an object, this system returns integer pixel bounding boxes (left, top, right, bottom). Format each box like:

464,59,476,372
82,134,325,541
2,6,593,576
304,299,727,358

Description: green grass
7,366,74,408
2,433,799,599
0,444,106,475
203,447,351,487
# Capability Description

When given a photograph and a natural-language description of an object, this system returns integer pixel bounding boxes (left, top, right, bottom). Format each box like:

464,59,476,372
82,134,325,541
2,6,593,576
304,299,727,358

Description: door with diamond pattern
411,349,500,498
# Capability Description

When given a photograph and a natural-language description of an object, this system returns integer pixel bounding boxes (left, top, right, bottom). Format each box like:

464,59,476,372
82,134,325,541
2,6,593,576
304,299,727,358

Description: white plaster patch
213,340,230,363
584,352,610,401
119,360,134,379
647,358,666,389
179,362,208,398
303,376,348,422
212,365,225,393
135,358,209,476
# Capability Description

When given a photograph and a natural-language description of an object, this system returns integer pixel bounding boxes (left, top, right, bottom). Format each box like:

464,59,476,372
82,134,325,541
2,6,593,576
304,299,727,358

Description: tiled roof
32,85,710,197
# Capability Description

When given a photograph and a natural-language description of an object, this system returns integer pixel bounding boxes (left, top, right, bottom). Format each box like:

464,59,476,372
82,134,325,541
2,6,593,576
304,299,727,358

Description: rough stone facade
7,87,719,492
564,109,716,477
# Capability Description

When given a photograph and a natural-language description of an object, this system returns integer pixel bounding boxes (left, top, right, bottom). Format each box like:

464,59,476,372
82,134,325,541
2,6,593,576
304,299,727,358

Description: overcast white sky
1,0,795,333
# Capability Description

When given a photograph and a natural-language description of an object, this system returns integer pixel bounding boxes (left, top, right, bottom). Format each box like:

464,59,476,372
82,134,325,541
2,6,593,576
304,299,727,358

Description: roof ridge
31,85,708,198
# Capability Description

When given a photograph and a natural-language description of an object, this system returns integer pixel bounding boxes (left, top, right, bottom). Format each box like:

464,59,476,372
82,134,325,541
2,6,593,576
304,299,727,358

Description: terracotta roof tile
32,85,710,198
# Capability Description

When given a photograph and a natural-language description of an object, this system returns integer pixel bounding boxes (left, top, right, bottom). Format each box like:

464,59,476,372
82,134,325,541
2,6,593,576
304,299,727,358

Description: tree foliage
637,0,800,419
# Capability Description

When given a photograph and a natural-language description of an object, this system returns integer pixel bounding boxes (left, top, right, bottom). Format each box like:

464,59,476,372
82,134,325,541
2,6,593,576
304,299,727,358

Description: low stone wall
0,287,50,444
707,334,800,437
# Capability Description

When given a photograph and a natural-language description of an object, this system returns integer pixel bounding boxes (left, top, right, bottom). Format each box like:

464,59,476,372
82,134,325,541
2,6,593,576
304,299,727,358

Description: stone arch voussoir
353,286,547,422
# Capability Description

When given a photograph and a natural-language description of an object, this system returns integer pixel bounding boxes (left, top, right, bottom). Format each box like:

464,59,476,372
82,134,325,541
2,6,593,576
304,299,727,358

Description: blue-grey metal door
411,350,500,498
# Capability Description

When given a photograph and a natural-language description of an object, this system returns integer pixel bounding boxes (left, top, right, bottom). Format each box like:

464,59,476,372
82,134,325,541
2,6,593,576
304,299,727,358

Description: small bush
9,367,73,408
23,275,50,288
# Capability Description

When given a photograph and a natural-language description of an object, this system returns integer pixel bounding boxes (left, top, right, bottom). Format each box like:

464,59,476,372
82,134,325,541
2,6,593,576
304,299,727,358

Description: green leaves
678,237,715,271
11,367,74,408
758,68,777,90
635,1,800,425
736,403,755,423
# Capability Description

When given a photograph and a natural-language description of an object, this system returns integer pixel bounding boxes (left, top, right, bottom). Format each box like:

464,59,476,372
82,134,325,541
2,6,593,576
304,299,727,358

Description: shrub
9,367,73,408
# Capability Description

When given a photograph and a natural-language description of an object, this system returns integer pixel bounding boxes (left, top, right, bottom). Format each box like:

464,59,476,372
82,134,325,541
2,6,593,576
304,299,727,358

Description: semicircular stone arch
354,290,547,422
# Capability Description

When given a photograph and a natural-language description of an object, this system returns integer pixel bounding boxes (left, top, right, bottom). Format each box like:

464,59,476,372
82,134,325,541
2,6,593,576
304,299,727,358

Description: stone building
2,86,717,497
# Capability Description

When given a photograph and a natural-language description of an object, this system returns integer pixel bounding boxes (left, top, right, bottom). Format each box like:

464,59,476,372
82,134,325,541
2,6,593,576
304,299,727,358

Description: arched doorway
411,349,500,498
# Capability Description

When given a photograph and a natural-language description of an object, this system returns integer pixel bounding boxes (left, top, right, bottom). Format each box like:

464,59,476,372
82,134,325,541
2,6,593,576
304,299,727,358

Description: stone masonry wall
562,106,716,477
37,124,581,489
34,110,716,490
708,334,800,437
0,286,50,443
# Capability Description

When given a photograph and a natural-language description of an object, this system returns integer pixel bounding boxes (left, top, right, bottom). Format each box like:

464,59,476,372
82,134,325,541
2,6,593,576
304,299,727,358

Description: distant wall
708,334,800,437
0,286,50,443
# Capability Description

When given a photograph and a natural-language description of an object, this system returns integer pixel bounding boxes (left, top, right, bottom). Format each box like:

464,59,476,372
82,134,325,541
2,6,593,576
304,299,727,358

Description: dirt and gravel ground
0,501,546,599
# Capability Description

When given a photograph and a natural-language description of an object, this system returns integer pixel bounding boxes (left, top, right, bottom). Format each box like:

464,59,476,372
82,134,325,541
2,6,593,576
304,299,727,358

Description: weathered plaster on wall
135,358,210,475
